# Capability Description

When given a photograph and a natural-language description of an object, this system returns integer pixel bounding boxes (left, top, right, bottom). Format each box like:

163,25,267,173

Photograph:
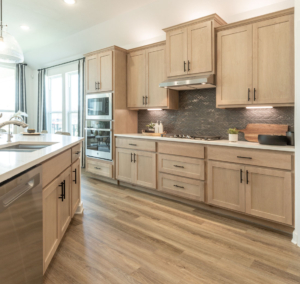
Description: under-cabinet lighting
147,109,162,111
246,106,273,109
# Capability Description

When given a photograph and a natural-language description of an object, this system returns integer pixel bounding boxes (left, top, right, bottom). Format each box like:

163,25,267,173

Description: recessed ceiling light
64,0,76,4
20,25,30,31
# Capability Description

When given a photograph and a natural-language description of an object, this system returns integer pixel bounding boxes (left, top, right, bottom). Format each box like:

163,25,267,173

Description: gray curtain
78,59,85,167
15,64,27,122
37,69,47,132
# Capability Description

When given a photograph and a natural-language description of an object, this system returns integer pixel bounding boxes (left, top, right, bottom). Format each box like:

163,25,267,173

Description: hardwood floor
43,173,300,284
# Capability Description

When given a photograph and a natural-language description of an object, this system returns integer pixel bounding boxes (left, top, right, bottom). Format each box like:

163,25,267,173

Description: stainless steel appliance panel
86,93,112,120
0,166,43,284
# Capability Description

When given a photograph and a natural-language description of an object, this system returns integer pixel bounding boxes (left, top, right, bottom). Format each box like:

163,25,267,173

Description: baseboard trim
75,201,84,214
292,231,298,246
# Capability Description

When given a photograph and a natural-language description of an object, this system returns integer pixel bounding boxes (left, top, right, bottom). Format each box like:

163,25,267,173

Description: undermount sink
0,144,53,153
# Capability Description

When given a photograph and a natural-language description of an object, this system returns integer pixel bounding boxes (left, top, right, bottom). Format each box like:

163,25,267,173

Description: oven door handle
85,128,113,131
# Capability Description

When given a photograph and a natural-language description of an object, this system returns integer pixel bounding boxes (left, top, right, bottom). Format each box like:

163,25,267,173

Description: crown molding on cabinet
84,45,127,57
127,41,166,53
216,7,294,32
163,13,227,32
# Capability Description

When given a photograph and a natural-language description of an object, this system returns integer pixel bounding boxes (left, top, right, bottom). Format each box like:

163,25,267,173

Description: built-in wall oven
86,93,113,120
85,120,112,160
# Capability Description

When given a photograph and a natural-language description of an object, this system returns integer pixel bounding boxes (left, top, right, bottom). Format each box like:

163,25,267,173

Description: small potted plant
227,128,239,142
146,122,155,133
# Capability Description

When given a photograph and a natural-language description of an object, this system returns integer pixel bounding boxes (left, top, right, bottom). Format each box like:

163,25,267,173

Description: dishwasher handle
0,177,38,213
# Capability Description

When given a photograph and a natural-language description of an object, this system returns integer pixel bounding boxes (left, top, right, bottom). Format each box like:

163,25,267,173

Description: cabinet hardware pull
95,82,97,90
173,165,184,168
237,156,252,159
95,167,101,170
58,182,64,202
248,88,250,101
246,170,249,184
131,153,133,163
129,144,137,146
240,169,243,183
254,88,256,101
98,82,100,89
75,151,81,155
145,96,148,105
184,61,186,72
134,153,136,163
188,61,190,71
63,180,66,200
73,169,77,184
143,96,145,105
174,185,184,189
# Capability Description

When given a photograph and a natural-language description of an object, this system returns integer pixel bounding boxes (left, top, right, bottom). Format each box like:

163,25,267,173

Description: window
0,64,15,132
46,65,79,136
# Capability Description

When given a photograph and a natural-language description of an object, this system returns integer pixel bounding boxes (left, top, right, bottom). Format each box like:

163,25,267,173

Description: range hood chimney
159,74,215,90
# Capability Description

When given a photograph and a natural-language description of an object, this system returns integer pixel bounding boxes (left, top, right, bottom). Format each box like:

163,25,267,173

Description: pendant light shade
0,30,24,63
0,0,24,63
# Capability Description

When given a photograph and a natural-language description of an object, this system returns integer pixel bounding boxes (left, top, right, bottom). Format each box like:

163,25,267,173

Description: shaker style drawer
158,154,204,180
71,143,82,163
158,173,204,202
158,142,204,159
207,146,293,170
86,157,113,178
116,138,156,152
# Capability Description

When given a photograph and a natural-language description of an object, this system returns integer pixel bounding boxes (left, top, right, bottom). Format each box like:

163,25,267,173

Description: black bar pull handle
246,170,249,184
188,61,190,71
254,88,256,101
145,96,148,105
95,82,97,90
129,144,137,146
173,165,184,168
240,169,243,183
98,82,100,89
143,96,145,105
184,61,186,72
63,180,66,200
134,153,136,163
174,185,184,189
95,167,101,170
248,88,250,101
58,182,64,202
131,153,133,163
237,156,252,160
75,151,81,155
73,169,77,184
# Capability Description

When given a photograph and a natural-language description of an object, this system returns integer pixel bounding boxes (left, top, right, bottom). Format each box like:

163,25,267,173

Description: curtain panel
15,64,27,122
78,59,85,167
37,69,47,132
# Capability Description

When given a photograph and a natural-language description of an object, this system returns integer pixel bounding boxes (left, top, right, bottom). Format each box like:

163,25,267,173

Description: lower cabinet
116,148,156,189
43,159,81,273
207,161,293,225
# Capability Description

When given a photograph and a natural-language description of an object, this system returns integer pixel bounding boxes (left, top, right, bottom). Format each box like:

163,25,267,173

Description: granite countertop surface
0,134,84,183
114,134,295,152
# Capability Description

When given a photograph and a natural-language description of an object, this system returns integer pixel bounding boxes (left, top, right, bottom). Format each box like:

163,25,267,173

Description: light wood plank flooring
44,173,300,284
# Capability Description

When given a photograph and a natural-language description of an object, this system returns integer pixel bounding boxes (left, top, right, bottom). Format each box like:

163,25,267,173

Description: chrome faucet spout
0,120,29,142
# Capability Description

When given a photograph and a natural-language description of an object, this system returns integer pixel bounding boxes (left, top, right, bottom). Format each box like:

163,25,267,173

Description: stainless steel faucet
0,120,28,142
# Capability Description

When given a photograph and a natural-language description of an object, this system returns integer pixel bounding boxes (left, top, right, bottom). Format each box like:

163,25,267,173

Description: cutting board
238,124,288,142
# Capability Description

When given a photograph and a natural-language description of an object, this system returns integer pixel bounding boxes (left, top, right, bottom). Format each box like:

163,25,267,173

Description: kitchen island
0,133,84,275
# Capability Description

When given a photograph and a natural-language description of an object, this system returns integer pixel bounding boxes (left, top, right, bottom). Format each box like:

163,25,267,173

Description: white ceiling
3,0,294,69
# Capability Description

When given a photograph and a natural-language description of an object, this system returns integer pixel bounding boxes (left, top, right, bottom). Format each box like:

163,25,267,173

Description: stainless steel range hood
159,74,215,90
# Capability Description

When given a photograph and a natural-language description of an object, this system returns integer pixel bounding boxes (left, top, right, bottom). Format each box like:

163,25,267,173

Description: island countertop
0,134,84,183
114,134,295,152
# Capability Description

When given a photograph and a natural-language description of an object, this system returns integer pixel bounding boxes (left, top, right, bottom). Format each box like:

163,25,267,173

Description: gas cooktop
168,135,221,141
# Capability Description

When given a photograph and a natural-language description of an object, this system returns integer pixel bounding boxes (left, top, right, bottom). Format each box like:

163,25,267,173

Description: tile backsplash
138,89,294,141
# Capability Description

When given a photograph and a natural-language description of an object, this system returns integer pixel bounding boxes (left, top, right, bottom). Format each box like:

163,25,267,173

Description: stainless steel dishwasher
0,166,43,284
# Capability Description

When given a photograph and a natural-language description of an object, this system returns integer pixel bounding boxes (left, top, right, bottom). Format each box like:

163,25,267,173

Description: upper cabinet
127,42,179,110
86,50,113,93
216,9,294,108
164,15,227,78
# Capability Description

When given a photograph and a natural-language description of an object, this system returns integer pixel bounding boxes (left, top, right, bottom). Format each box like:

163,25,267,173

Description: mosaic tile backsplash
138,89,294,141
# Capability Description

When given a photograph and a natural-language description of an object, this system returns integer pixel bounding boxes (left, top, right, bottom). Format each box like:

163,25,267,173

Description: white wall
293,0,299,247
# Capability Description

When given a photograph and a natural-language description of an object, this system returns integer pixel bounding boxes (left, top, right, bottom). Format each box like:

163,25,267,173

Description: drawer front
158,154,204,180
207,146,292,170
116,138,156,152
158,142,204,159
86,158,113,178
158,173,204,202
42,150,72,188
71,143,82,163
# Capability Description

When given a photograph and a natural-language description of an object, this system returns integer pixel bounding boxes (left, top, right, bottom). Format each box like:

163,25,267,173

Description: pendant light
0,0,24,63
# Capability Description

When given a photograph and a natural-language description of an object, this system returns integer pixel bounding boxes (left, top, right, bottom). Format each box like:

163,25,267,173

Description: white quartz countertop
0,134,84,183
114,134,295,152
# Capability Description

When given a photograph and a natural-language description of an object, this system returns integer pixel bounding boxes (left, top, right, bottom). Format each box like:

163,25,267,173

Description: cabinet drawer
207,146,292,170
158,142,204,159
116,138,156,152
42,150,72,188
158,154,204,180
71,143,82,163
158,173,204,202
86,158,113,178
